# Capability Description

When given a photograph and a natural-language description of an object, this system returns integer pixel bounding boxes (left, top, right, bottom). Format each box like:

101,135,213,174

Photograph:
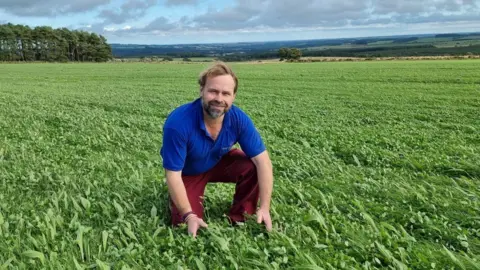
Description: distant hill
111,32,480,61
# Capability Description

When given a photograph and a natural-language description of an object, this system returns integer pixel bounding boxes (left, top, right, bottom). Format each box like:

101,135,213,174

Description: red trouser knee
169,149,259,226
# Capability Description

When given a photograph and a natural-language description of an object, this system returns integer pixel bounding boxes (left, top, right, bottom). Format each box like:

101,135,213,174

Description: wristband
184,214,197,223
182,211,195,222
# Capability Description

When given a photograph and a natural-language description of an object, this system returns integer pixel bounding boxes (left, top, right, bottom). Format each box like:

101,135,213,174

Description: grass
0,60,479,269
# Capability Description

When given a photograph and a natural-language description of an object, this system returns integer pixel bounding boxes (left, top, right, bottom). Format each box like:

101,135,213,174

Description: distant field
303,35,480,51
172,57,215,62
435,40,480,48
303,43,424,50
1,60,479,269
118,57,215,62
411,37,453,43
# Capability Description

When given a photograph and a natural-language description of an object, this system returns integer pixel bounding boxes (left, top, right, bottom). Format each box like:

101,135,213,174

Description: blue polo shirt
160,98,266,176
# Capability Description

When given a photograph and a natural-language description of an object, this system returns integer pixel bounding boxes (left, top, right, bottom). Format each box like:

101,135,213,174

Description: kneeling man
160,62,274,237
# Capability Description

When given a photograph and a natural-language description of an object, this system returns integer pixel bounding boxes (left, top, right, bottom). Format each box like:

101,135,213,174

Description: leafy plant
0,60,479,269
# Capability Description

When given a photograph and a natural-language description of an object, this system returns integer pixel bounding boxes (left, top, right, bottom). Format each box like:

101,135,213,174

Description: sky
1,0,480,45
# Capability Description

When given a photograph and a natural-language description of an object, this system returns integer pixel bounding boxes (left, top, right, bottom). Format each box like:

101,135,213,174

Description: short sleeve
237,113,266,158
161,127,187,171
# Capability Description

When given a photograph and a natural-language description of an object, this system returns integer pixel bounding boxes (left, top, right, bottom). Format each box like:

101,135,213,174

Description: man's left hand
256,207,272,232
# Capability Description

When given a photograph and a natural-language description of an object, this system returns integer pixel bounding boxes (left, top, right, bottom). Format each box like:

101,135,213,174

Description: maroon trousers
169,149,259,226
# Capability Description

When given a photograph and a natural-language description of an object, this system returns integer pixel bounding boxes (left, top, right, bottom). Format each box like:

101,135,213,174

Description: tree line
0,23,113,62
215,48,303,62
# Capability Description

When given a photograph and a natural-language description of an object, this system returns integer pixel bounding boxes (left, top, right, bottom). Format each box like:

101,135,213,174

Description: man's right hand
185,214,208,237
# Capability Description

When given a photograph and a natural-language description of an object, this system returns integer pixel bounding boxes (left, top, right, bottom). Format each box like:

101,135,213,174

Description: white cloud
188,0,480,31
3,0,479,42
165,0,198,6
0,0,111,16
98,0,158,25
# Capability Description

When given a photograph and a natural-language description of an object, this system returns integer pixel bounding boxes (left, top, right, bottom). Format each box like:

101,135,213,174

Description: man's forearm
256,158,273,210
165,171,192,215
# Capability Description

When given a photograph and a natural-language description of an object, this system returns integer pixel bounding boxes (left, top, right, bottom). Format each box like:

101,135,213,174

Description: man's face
200,74,236,119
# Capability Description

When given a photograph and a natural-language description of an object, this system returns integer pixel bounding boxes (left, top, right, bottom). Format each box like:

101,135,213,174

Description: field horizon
1,60,479,269
3,53,480,65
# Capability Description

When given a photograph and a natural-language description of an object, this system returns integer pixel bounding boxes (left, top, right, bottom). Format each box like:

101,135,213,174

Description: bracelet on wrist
184,214,197,223
182,211,195,222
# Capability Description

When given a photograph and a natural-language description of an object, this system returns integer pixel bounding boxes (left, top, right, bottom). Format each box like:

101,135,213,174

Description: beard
202,99,228,119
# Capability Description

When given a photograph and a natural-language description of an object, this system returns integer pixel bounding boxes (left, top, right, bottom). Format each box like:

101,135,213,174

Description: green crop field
1,60,479,269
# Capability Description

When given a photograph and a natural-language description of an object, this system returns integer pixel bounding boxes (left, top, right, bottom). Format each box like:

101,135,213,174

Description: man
160,62,274,237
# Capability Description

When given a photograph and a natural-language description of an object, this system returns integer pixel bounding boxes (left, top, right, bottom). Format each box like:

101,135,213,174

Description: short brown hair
198,61,238,93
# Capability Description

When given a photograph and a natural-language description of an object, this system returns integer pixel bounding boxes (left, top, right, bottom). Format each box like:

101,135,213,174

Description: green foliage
0,61,479,269
278,47,302,60
0,23,113,62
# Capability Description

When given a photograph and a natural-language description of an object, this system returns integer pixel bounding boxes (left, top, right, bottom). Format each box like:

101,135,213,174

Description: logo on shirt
221,142,234,152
